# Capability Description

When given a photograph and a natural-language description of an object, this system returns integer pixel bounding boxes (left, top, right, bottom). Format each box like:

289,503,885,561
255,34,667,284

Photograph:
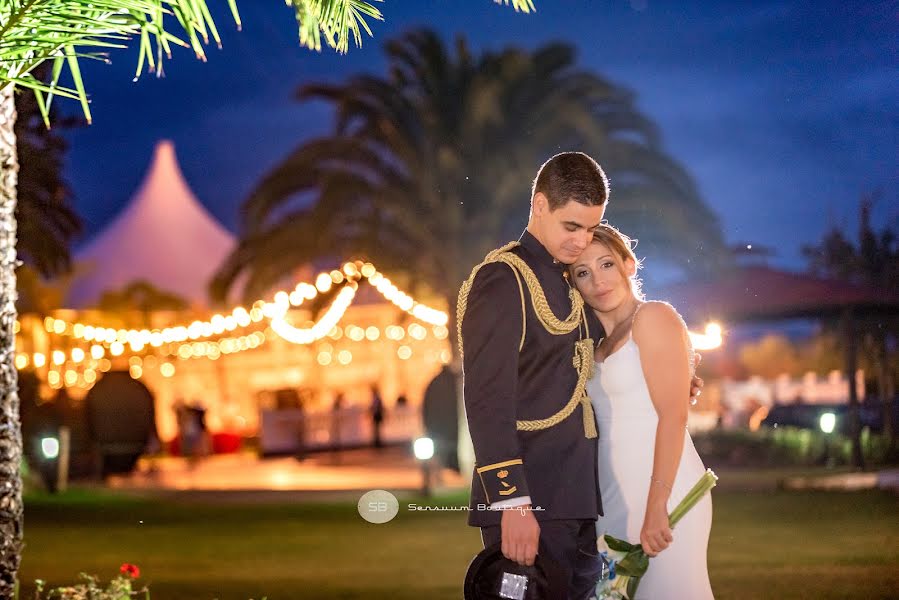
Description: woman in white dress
570,224,714,599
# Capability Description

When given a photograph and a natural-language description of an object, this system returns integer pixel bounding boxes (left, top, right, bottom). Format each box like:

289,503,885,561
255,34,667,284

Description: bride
571,224,714,599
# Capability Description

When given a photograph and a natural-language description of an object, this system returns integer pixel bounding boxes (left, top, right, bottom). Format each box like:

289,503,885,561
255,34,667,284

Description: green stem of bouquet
668,469,718,528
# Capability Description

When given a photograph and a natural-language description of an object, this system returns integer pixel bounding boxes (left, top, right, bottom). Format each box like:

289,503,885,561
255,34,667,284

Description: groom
459,152,609,599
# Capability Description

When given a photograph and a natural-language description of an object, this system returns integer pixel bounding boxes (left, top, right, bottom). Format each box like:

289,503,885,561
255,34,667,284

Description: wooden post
57,426,70,492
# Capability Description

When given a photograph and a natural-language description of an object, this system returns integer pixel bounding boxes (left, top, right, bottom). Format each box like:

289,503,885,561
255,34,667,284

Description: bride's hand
640,500,673,557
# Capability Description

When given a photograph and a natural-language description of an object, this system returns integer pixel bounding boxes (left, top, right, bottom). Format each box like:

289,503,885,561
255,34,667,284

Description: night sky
60,0,897,270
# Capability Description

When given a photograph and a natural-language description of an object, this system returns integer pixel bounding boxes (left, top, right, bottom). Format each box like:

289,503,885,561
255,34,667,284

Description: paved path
782,468,899,492
104,446,468,500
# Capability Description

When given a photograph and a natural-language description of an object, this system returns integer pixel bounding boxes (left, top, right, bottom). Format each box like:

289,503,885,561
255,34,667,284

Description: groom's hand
690,352,704,403
501,504,540,566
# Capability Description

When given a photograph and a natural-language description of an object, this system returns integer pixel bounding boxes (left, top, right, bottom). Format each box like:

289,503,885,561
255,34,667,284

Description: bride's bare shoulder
632,301,688,345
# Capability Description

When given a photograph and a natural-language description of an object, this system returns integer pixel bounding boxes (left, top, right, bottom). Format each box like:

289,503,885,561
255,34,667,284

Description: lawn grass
18,483,899,599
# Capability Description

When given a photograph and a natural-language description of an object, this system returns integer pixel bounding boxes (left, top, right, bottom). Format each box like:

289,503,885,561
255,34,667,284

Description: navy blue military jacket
461,230,604,527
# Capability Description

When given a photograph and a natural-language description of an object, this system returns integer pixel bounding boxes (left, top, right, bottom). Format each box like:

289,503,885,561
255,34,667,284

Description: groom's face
533,194,606,264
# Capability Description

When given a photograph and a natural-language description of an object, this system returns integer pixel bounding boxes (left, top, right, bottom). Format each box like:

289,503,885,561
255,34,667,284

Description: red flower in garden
119,563,140,578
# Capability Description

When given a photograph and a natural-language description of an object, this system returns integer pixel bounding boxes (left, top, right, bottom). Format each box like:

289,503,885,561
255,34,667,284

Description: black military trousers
480,518,602,600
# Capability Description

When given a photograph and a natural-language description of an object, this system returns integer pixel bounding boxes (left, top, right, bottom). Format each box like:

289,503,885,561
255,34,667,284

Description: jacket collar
519,229,566,272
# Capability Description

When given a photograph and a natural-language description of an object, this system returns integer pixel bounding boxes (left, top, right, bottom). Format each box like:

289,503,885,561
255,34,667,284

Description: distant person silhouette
423,364,461,473
370,386,385,448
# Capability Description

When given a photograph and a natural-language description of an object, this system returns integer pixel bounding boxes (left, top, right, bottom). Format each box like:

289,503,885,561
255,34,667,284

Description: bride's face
570,241,636,313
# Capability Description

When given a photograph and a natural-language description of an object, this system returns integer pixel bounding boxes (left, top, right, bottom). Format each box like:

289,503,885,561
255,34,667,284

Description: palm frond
0,1,212,125
0,0,388,126
287,0,383,54
493,0,536,13
242,135,414,231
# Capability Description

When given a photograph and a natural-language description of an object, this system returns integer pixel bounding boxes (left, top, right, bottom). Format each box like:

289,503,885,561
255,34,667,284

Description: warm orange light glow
689,322,723,351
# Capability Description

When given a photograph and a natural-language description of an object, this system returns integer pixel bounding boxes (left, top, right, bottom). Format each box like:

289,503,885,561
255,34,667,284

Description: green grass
18,484,899,599
707,489,898,599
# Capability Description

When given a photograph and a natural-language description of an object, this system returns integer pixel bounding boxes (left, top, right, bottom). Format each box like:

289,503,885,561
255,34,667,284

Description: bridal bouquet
594,469,718,600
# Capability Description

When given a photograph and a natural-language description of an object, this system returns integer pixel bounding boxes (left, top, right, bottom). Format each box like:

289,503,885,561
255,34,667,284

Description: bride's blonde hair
590,223,644,300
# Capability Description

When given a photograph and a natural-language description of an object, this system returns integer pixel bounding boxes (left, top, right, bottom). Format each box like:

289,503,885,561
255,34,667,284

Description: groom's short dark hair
532,152,609,210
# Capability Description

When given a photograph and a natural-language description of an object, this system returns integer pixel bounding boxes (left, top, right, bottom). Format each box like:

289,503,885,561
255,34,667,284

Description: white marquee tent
66,140,235,308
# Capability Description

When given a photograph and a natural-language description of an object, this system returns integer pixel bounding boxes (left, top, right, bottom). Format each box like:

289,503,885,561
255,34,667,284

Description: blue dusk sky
60,0,897,269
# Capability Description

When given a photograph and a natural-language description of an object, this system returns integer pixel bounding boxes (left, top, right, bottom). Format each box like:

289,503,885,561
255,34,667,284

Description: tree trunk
876,329,898,457
889,375,898,459
871,330,894,449
844,309,865,470
0,83,22,599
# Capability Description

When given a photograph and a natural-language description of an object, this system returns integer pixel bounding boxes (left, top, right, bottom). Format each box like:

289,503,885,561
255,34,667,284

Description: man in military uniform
458,152,610,599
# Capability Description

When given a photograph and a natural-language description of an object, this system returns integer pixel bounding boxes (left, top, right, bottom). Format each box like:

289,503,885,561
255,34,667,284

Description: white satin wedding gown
587,332,714,599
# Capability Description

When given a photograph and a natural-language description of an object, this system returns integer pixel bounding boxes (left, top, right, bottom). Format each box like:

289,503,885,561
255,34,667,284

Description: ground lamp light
820,412,836,467
36,427,70,494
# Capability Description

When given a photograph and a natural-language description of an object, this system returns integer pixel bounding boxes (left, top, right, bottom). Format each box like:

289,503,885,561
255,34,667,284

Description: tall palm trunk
0,83,22,599
875,330,897,457
844,310,865,469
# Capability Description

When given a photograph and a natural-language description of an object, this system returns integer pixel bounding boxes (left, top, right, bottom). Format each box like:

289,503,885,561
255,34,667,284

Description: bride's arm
632,301,692,556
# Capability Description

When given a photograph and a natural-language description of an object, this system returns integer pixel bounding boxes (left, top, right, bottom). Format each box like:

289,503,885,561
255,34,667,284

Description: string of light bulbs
36,260,449,345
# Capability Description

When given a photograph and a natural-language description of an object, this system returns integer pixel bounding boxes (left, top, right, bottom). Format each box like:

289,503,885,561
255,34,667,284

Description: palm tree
15,67,83,279
211,29,727,339
802,195,899,464
802,194,898,294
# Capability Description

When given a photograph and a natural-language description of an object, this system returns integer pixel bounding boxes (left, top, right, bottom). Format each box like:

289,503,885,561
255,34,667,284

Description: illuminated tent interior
18,141,452,449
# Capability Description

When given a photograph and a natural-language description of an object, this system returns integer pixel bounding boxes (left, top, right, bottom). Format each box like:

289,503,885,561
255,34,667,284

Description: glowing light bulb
316,273,333,293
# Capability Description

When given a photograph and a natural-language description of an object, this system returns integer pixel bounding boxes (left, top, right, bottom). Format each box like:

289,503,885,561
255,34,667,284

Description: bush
693,426,894,468
21,565,147,600
17,565,269,600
